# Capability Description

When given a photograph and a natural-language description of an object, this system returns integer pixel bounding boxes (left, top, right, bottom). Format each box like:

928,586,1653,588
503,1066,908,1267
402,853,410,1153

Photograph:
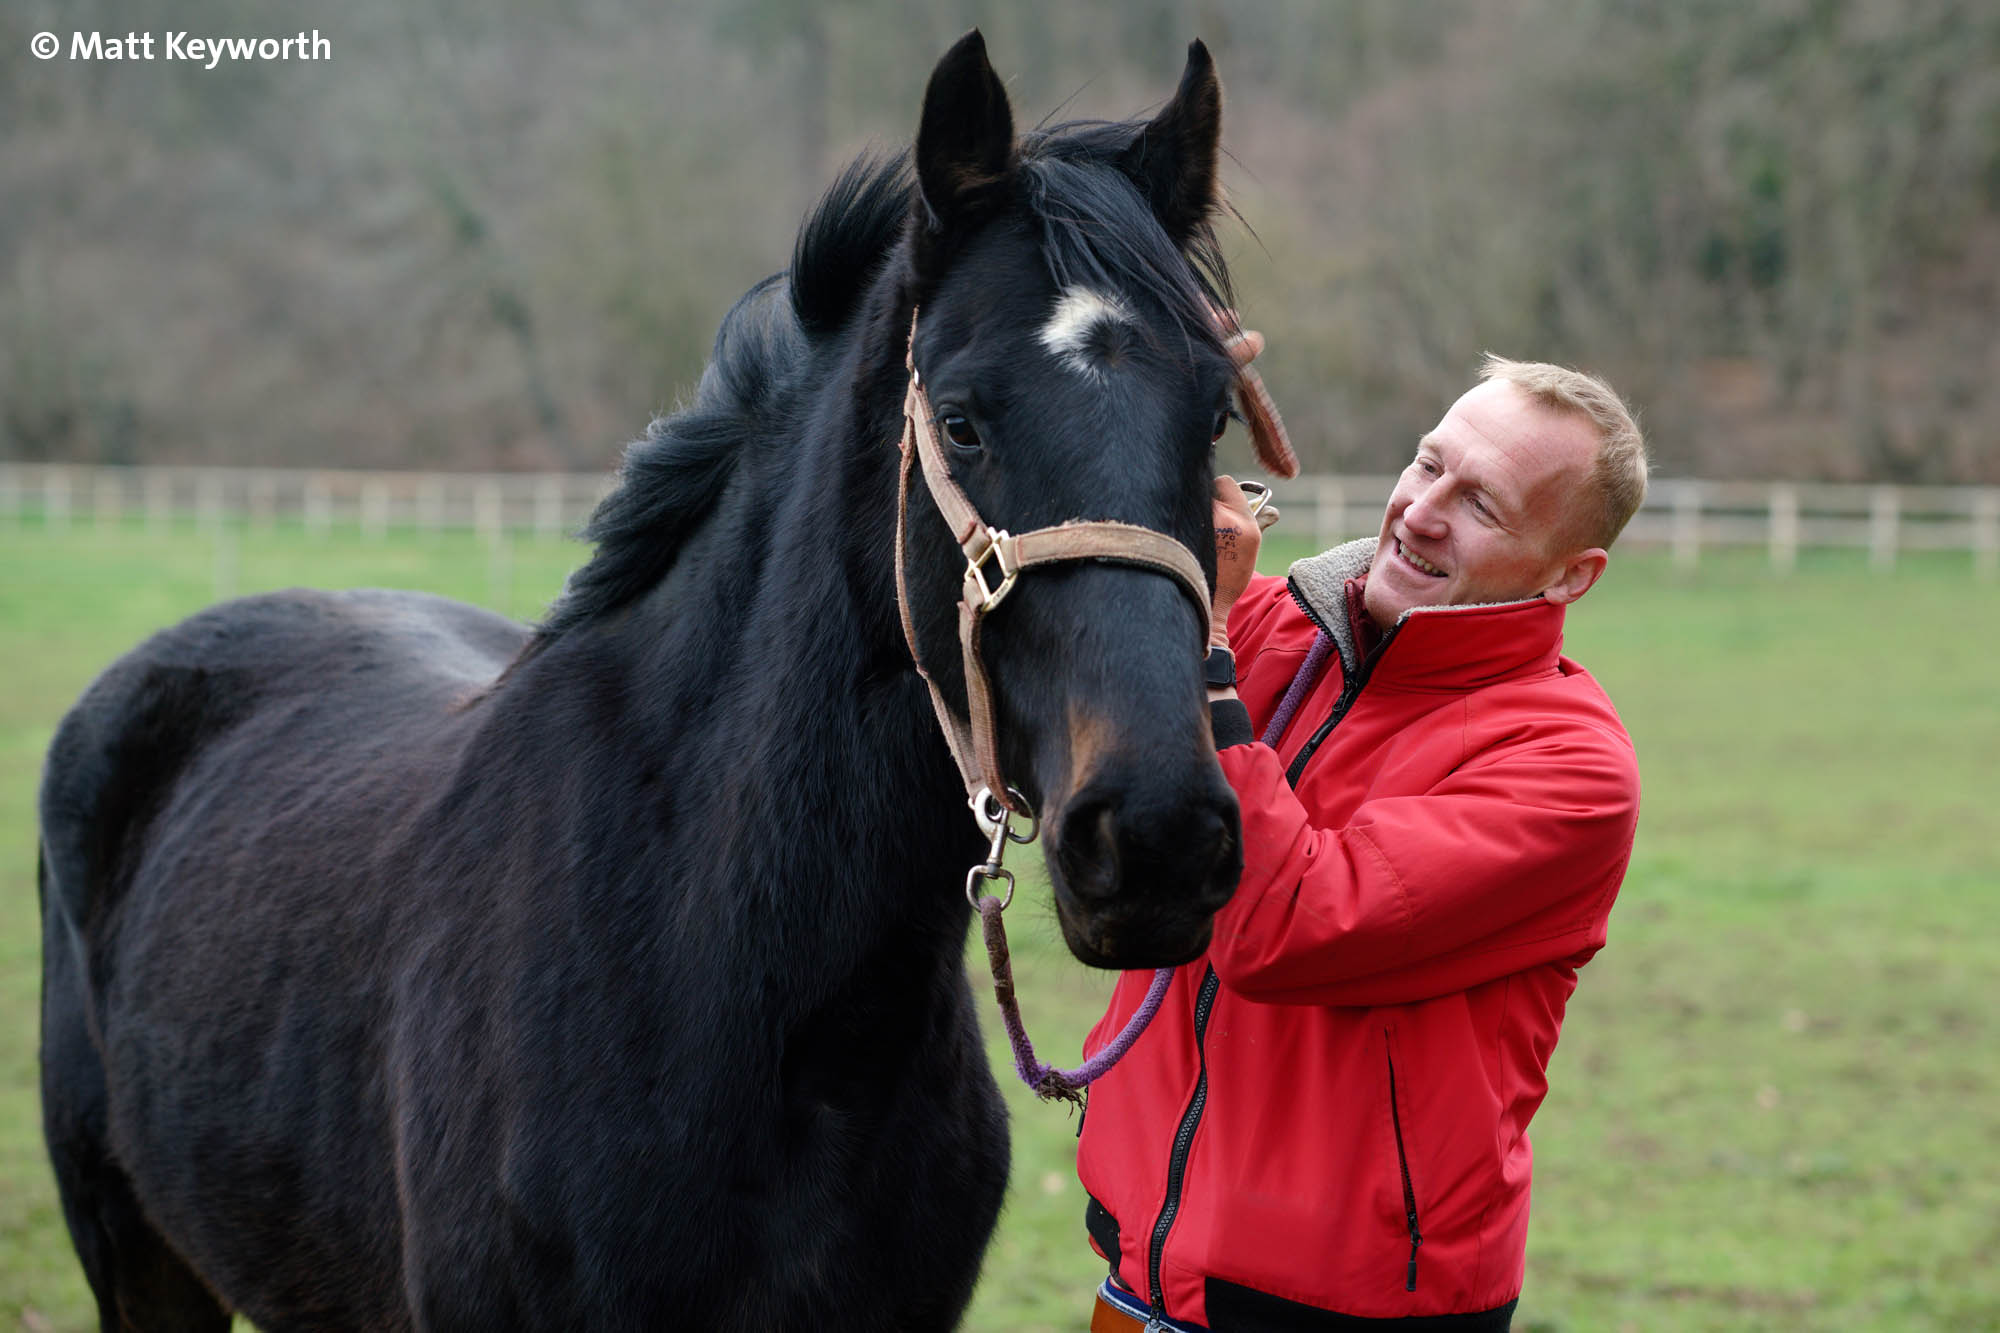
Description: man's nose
1403,486,1448,537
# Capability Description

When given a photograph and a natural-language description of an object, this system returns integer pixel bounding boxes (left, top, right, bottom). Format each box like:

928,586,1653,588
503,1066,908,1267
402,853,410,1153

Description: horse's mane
792,152,915,333
525,121,1231,651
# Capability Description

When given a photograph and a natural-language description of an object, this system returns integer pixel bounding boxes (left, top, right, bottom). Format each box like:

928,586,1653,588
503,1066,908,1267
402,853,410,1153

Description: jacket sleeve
1208,712,1639,1007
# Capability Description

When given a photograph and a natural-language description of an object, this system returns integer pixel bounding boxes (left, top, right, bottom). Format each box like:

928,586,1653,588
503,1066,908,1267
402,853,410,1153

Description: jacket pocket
1384,1027,1424,1292
1085,1193,1122,1275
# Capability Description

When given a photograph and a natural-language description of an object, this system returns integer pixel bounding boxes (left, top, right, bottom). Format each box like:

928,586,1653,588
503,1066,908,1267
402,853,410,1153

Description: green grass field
1,517,1995,1331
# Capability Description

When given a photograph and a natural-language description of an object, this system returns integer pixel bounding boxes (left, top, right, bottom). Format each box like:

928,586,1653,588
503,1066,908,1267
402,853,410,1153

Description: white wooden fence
0,465,617,544
1,463,1996,577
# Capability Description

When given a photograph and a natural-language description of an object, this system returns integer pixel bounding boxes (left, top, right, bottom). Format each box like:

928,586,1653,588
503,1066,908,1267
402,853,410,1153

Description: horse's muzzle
1046,768,1241,968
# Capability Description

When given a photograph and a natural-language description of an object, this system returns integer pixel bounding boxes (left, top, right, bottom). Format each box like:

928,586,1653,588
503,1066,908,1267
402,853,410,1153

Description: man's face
1363,380,1605,632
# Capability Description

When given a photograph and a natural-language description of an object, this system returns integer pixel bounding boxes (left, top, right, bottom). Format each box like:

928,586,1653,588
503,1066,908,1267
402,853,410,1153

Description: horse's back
39,586,522,934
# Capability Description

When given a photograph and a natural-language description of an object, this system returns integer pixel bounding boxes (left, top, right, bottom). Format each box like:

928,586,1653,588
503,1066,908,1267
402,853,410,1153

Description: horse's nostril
1056,796,1123,903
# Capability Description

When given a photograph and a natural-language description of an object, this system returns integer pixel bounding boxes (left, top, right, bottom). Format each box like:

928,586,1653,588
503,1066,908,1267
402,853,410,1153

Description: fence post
305,475,332,538
419,476,446,536
361,479,389,541
535,475,563,541
46,466,72,532
1975,489,1999,580
197,473,224,535
146,471,171,534
1768,483,1798,575
1314,479,1345,551
94,468,123,531
1671,481,1701,571
249,471,277,532
0,462,16,527
1869,486,1899,572
474,478,503,546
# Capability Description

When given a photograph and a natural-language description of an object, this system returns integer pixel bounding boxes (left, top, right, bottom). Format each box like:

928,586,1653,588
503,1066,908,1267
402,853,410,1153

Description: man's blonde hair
1479,354,1648,551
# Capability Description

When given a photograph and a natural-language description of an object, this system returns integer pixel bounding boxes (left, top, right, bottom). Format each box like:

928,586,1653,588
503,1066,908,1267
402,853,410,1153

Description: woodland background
4,0,1997,483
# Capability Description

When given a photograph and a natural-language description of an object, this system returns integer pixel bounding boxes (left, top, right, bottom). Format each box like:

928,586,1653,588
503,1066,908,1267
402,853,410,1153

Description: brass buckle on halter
965,527,1020,613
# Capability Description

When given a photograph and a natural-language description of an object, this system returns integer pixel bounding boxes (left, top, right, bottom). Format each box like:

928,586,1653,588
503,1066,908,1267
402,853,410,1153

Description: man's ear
1119,39,1223,247
1540,549,1609,607
912,30,1015,274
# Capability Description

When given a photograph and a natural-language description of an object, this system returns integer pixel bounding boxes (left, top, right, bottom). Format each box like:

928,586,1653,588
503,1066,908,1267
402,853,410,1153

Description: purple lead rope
976,631,1334,1106
1260,628,1334,748
976,896,1173,1107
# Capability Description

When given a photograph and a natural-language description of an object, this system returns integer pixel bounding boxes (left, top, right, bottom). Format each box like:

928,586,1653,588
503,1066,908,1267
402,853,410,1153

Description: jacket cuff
1209,697,1254,749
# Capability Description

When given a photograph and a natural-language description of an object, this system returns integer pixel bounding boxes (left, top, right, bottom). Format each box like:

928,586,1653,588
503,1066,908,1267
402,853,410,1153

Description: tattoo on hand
1217,529,1239,556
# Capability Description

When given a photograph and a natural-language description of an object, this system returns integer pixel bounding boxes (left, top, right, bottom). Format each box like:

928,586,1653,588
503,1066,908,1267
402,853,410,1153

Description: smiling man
1079,356,1648,1331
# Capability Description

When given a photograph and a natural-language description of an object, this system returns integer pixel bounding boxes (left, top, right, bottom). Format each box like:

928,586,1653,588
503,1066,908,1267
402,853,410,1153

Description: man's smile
1396,537,1448,578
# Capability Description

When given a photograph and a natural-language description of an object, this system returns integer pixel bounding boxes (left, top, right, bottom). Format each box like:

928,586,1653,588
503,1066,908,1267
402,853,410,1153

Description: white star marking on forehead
1037,286,1134,379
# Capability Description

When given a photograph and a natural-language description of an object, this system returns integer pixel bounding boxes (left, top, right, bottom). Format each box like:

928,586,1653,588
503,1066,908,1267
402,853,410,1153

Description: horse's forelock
1015,121,1234,359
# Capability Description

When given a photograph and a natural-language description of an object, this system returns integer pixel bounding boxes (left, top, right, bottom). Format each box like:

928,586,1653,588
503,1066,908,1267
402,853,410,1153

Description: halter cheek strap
893,306,1206,1107
892,309,1212,819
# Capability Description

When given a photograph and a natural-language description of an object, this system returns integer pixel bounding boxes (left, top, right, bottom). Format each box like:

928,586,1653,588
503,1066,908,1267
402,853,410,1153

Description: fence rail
2,463,1995,576
0,464,617,543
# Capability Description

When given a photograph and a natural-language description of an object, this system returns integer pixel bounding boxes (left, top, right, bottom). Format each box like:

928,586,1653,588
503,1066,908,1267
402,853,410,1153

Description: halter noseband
891,308,1212,835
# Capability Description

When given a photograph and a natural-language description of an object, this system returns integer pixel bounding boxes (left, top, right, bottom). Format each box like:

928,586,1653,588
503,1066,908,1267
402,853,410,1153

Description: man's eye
942,415,981,449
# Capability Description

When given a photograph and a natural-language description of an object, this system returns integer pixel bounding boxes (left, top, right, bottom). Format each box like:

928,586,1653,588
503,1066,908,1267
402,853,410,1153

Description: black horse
39,32,1244,1332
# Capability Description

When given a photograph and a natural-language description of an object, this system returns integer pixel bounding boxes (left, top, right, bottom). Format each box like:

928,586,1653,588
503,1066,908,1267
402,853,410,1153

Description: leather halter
892,309,1213,823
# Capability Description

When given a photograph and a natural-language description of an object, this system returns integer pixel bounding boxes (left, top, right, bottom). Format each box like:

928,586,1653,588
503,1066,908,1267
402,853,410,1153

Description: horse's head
894,33,1243,969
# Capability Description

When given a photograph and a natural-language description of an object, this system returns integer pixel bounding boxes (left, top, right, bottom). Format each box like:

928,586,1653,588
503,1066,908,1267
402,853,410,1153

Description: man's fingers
1224,329,1264,369
1213,474,1255,524
1207,304,1265,368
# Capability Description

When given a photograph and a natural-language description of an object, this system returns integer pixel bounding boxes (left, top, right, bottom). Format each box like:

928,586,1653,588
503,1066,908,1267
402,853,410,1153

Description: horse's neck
594,341,979,938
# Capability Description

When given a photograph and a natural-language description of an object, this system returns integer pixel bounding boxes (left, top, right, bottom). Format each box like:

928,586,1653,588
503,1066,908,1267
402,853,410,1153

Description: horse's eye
942,415,982,450
1211,410,1230,443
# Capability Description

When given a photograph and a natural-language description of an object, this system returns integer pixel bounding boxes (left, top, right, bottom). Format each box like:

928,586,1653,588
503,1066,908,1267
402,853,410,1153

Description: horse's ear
913,30,1016,261
1122,40,1223,246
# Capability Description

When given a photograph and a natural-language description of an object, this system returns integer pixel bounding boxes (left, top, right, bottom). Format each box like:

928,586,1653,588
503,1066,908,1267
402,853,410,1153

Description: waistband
1095,1278,1207,1332
1095,1276,1520,1331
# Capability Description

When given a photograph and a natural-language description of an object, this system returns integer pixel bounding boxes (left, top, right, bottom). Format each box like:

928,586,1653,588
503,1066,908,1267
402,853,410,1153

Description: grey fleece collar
1286,538,1377,675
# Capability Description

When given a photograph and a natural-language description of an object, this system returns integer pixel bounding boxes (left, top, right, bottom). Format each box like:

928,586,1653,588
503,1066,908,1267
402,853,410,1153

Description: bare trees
3,0,1994,480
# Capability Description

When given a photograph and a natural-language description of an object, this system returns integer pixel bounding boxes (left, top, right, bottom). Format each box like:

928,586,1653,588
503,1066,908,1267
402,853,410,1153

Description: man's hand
1223,326,1265,370
1211,475,1261,650
1210,305,1266,371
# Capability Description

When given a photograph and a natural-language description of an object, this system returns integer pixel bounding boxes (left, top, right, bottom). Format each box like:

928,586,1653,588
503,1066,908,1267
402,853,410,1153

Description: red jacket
1076,542,1640,1328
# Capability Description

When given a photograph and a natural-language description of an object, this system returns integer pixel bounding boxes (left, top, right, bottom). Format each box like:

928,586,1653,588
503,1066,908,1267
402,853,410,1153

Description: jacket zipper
1280,579,1399,789
1283,630,1396,786
1384,1035,1424,1292
1147,964,1220,1316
